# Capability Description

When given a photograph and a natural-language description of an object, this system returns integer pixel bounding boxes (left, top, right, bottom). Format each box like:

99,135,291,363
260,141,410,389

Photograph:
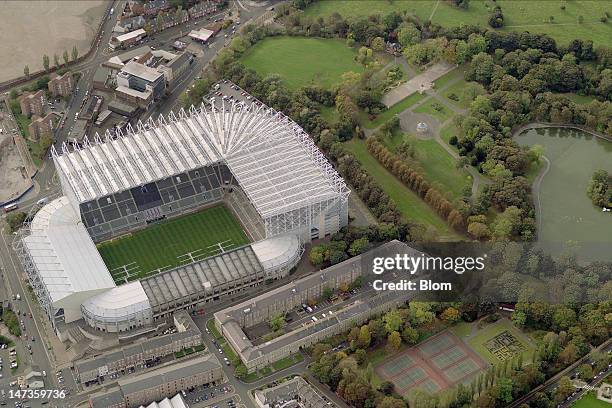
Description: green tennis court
419,332,455,357
431,346,467,369
444,359,481,383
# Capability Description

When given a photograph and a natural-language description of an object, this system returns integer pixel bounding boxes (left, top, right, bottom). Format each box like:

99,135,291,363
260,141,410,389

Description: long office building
214,241,417,372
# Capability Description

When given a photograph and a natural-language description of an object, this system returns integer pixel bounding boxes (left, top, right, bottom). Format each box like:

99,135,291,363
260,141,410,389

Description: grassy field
433,67,464,90
97,205,249,283
450,321,473,339
443,80,486,109
466,318,535,365
572,392,610,408
319,105,339,124
412,139,470,199
345,139,455,236
302,0,612,46
380,131,469,199
241,37,363,90
414,98,454,123
562,93,597,105
360,92,426,129
440,123,460,147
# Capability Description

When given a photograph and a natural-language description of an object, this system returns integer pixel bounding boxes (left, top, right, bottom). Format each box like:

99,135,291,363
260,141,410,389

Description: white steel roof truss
102,140,142,187
148,128,181,174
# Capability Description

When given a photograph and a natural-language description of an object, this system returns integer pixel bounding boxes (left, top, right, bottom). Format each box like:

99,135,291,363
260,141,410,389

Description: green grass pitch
97,205,250,283
241,36,364,90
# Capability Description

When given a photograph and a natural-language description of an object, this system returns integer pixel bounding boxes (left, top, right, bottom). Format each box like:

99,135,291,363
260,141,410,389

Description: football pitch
97,205,250,283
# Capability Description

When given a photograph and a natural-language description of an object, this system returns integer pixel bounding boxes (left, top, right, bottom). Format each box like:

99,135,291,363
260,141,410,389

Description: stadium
14,97,349,335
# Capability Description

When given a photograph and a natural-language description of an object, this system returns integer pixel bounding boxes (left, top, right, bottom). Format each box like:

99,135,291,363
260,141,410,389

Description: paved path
373,67,491,199
382,61,455,107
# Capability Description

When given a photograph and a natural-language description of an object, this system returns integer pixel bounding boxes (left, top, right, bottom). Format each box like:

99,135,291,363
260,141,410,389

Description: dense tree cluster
586,169,611,208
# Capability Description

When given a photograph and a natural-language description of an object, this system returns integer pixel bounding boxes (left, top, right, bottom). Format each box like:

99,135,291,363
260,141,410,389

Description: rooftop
120,60,165,83
119,354,220,396
52,99,348,219
22,197,115,304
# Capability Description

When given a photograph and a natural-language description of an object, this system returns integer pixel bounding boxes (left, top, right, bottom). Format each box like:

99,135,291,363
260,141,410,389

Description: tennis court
380,354,416,377
444,359,481,383
419,332,455,357
392,367,427,389
431,345,467,369
375,330,489,397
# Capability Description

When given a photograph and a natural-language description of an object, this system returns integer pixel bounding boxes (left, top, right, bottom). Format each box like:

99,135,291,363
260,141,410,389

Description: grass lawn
561,93,597,105
412,139,470,199
572,392,610,408
344,139,456,237
360,92,426,129
25,139,45,168
443,80,486,109
271,354,303,371
319,105,339,124
433,67,464,90
414,98,454,123
241,37,364,90
382,132,470,199
450,321,473,339
466,318,535,365
97,205,249,283
302,0,612,46
206,318,222,340
440,123,460,147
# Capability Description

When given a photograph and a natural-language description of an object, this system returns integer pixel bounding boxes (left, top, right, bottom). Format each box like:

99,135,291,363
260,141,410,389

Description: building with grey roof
253,376,337,408
75,310,202,383
120,354,222,407
89,354,218,408
215,241,416,372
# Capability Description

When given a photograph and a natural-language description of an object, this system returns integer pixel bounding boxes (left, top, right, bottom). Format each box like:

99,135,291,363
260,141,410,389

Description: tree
357,325,371,349
321,287,334,301
468,222,491,240
378,396,406,408
388,331,401,350
234,364,248,379
6,212,26,233
554,376,574,403
397,23,421,47
466,52,495,84
349,237,369,256
370,37,385,52
577,363,593,381
23,65,30,78
440,307,460,323
309,245,326,266
71,45,79,61
53,54,60,68
62,49,69,65
512,311,527,327
379,381,395,395
42,54,50,71
269,314,286,332
401,326,419,345
383,309,403,333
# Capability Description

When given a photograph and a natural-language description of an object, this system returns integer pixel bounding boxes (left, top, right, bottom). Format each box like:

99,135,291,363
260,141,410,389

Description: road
0,1,277,407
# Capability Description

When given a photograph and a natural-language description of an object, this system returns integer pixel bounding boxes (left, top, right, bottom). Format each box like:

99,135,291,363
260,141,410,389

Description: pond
516,127,612,262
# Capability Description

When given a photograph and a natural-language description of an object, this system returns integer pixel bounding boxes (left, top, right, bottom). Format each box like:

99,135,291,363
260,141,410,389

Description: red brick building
48,72,74,98
19,90,46,118
28,113,55,141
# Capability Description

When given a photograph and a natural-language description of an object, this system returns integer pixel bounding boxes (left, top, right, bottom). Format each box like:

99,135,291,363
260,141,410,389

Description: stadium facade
14,98,349,335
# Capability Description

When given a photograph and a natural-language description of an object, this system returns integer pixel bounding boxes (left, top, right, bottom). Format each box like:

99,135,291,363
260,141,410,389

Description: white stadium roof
22,197,115,304
81,281,151,322
52,100,348,218
251,235,302,272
